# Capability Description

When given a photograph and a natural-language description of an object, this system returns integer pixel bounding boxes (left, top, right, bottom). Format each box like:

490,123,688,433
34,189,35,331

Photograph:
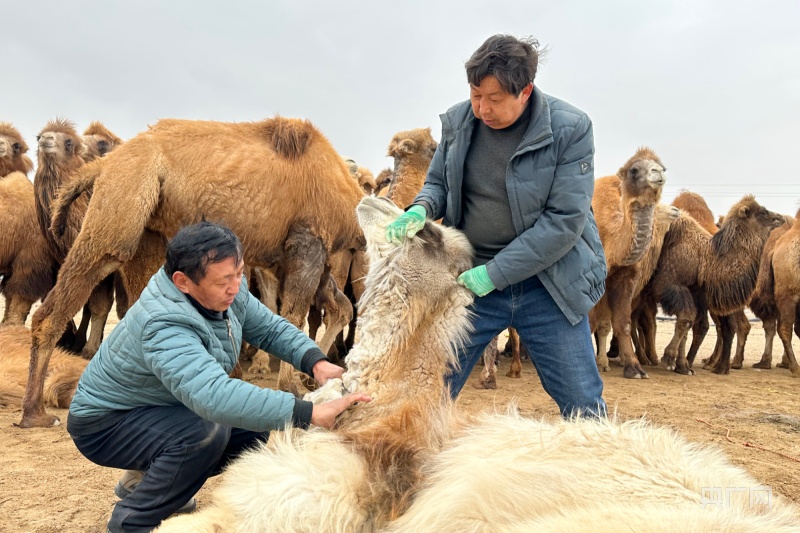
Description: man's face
175,256,244,312
470,75,533,129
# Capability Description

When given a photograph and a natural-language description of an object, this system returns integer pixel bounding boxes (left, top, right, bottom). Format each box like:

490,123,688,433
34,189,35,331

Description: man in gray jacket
386,34,607,417
68,221,370,533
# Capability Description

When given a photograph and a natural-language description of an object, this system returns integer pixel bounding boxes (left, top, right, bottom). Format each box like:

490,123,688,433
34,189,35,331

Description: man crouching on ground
67,221,370,533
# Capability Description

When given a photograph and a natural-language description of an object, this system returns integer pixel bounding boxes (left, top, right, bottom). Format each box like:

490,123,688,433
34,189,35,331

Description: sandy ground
1,304,799,532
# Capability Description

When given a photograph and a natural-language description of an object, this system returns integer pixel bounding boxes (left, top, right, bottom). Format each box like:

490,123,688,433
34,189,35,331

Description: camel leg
591,296,612,372
775,296,800,377
1,295,35,326
607,269,645,379
22,255,122,427
754,317,777,369
703,313,725,370
505,327,521,378
307,305,323,342
114,273,130,319
81,275,116,358
315,273,353,358
636,297,660,366
475,336,499,389
685,311,709,369
711,314,736,375
250,268,281,374
343,249,368,354
730,309,751,369
275,225,327,395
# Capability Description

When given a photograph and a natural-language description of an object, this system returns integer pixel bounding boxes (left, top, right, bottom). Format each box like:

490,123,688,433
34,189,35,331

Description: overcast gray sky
4,1,799,218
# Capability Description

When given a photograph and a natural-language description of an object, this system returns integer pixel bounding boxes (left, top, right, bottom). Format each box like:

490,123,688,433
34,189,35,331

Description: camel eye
65,139,73,150
12,143,20,153
35,135,41,142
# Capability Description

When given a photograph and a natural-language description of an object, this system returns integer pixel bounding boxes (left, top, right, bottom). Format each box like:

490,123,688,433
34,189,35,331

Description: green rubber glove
386,205,427,243
457,265,496,297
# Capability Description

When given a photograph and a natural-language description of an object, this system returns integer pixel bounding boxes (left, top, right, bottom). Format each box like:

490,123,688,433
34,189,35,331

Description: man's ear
172,271,192,294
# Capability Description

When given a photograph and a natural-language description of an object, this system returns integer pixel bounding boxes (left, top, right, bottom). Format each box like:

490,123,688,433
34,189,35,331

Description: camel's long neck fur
34,154,86,263
386,157,428,209
618,197,656,266
701,218,770,316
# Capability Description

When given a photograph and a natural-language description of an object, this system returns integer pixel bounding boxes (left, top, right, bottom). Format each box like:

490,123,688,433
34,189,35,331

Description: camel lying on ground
0,326,86,409
0,123,56,326
20,116,365,428
156,196,799,533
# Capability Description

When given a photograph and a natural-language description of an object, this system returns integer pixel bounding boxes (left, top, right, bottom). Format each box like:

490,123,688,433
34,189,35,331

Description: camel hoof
475,379,497,390
730,362,743,370
700,357,711,364
752,360,772,369
623,366,648,379
505,371,521,379
597,364,610,372
674,366,695,376
712,366,730,375
16,412,61,428
776,362,789,369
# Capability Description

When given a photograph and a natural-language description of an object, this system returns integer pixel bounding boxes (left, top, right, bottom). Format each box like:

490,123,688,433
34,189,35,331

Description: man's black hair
465,34,542,96
165,221,244,284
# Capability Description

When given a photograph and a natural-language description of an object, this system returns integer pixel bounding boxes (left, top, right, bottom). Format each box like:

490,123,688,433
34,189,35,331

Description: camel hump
260,116,317,160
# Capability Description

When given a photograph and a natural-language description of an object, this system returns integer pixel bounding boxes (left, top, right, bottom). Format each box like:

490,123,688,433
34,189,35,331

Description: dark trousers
72,405,269,533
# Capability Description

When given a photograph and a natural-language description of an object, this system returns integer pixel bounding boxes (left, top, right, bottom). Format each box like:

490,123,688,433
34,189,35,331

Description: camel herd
1,116,800,529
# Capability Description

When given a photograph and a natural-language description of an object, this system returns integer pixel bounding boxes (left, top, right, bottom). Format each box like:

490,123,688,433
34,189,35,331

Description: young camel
640,196,785,375
157,197,800,533
20,116,365,428
0,122,34,177
591,147,674,379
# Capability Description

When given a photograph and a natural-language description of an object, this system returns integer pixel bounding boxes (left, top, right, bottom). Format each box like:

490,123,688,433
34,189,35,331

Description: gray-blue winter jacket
414,87,606,324
69,267,322,432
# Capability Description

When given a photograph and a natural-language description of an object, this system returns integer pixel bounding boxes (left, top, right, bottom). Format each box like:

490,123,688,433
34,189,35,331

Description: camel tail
261,117,316,160
50,162,101,239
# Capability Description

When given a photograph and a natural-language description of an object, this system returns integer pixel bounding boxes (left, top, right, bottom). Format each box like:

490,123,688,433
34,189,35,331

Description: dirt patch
1,311,799,532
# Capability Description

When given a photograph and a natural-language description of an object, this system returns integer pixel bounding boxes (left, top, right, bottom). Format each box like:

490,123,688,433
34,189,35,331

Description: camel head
81,121,123,162
356,196,474,311
616,147,666,207
386,128,438,163
0,122,33,177
374,168,393,195
36,118,85,171
344,159,379,196
713,195,786,255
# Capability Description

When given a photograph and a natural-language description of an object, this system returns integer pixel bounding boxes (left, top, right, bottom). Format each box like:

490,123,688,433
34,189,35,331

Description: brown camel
374,168,393,196
385,128,437,209
33,118,119,358
640,196,785,375
81,121,124,162
767,208,800,376
0,124,56,326
20,116,365,428
0,326,86,409
0,122,34,177
591,147,671,378
750,217,795,369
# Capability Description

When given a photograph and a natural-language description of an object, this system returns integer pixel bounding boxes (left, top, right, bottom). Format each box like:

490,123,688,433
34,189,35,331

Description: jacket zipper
226,318,237,362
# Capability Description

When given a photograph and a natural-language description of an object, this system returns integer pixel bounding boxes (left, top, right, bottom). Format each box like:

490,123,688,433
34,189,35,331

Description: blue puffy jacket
69,267,322,432
414,87,606,324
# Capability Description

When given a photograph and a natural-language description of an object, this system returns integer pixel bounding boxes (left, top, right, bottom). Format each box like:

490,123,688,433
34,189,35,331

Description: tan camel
640,196,785,375
20,116,365,428
591,147,674,378
374,168,393,196
156,195,475,532
750,217,795,369
768,208,800,376
384,128,437,209
81,121,124,162
0,326,86,409
0,124,55,325
0,122,34,177
157,197,800,533
33,118,118,358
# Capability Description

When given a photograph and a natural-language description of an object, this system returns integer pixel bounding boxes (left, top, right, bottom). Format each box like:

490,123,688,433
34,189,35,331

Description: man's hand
312,360,344,385
311,392,372,429
457,265,496,297
385,205,427,244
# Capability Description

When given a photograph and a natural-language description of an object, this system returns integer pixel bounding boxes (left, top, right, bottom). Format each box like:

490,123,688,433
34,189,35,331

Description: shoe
114,470,197,514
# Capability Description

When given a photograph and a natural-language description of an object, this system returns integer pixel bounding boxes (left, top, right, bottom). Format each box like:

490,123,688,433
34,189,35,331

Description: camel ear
398,139,416,154
737,205,750,218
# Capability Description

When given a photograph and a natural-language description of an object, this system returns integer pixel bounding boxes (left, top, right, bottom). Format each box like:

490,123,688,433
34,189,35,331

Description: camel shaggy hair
0,122,34,177
0,326,86,409
641,196,785,375
157,196,800,533
156,195,476,532
384,128,437,209
81,121,124,162
0,173,57,325
21,116,365,428
591,147,675,378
